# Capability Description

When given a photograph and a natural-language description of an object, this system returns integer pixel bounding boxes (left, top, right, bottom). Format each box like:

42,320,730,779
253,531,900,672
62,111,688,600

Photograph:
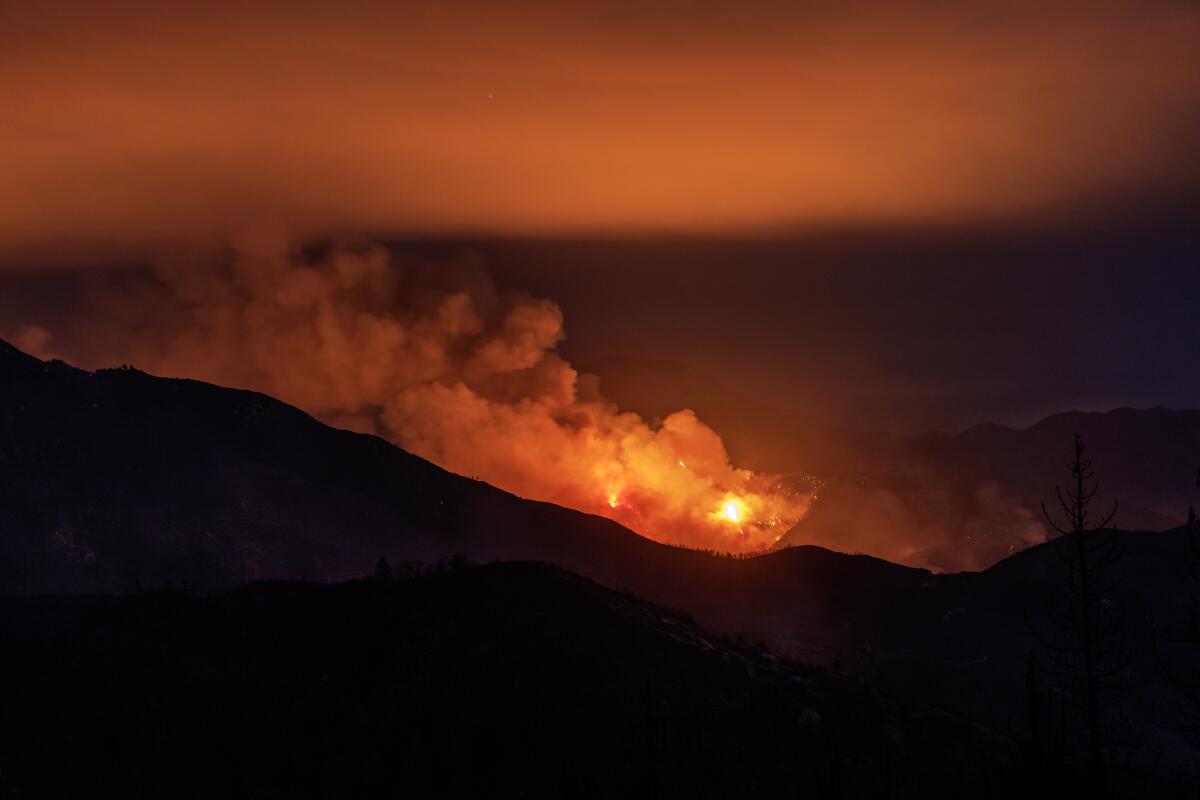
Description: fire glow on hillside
35,233,811,552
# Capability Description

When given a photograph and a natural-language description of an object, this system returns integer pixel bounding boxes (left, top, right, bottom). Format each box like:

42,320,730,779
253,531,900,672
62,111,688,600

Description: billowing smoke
782,478,1046,572
39,232,809,551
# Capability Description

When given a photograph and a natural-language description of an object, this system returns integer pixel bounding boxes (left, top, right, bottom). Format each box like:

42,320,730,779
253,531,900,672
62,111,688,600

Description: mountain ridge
584,356,1197,569
5,338,1200,777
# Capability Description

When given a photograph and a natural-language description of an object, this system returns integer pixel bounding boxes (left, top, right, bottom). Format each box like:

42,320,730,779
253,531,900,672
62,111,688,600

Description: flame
722,499,743,523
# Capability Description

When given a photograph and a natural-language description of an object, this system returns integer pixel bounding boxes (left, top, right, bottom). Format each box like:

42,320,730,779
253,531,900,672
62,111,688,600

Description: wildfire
587,450,809,549
94,235,813,555
721,499,743,523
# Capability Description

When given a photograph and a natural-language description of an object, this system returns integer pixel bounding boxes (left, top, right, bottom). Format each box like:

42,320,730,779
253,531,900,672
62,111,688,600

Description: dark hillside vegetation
0,562,1004,798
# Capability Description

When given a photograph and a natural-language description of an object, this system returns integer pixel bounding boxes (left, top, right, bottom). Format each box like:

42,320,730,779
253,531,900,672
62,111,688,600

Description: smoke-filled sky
2,0,1199,434
5,0,1200,247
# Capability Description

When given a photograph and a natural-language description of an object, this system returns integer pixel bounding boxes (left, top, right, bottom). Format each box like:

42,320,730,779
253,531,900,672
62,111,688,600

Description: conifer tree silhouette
373,555,394,582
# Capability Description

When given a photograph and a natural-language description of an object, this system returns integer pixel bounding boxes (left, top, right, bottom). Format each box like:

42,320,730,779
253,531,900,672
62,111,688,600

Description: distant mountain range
3,339,1200,783
585,357,1199,570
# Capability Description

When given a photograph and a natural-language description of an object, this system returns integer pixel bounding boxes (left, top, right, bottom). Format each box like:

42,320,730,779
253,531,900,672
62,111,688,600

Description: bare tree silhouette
1028,433,1133,779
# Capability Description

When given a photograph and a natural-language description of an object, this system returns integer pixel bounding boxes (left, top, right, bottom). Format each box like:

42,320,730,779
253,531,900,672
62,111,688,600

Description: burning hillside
17,232,809,552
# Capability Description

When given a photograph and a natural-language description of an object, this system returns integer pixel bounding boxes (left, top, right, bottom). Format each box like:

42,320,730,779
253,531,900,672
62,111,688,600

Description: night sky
2,0,1198,433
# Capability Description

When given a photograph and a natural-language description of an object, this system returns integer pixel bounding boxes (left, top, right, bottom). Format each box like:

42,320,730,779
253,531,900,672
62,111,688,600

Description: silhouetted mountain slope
0,338,668,593
854,529,1200,752
6,339,1200,783
0,339,945,639
908,407,1197,528
0,341,962,654
586,357,1199,570
0,562,1004,798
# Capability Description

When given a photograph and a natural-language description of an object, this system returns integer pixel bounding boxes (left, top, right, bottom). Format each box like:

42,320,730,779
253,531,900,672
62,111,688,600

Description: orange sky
3,1,1199,258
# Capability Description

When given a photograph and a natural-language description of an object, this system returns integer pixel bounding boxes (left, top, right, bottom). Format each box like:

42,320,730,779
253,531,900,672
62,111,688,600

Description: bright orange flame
722,499,742,523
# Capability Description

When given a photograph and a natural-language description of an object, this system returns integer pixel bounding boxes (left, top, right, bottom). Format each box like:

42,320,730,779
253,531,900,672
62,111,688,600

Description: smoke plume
51,232,809,551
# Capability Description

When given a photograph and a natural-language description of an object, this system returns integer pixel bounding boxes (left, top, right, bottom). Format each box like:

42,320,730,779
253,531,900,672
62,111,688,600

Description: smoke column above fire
31,233,809,551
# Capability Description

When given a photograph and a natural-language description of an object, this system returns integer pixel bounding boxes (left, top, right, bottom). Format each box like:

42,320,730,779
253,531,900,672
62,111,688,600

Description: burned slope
0,561,999,798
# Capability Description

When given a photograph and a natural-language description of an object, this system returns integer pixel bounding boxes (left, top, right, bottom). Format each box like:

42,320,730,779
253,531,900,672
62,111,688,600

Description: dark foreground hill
0,562,1002,799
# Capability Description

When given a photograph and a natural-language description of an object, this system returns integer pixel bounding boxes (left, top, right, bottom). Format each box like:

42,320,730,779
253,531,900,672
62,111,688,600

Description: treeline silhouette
1,561,1013,799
